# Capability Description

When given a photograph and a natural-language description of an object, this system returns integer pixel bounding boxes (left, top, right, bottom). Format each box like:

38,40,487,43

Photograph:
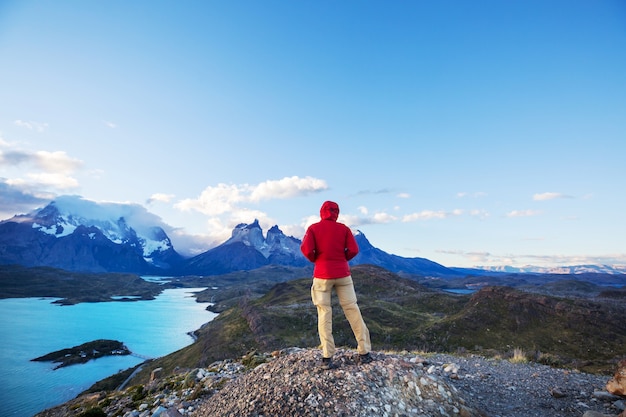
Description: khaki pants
311,276,371,358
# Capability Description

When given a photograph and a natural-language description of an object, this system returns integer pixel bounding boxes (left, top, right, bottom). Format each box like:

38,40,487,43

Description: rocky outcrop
192,348,479,417
35,348,626,417
607,359,626,396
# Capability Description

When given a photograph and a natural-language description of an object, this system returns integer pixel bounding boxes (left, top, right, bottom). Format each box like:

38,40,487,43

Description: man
300,200,372,369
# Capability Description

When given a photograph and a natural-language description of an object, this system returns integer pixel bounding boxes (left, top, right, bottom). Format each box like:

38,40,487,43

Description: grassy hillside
124,264,625,386
422,286,626,373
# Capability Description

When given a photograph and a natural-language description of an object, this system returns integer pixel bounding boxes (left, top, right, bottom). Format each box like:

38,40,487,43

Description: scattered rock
583,411,614,417
550,388,567,398
150,367,163,382
192,348,479,417
594,391,623,401
607,359,626,396
34,348,623,417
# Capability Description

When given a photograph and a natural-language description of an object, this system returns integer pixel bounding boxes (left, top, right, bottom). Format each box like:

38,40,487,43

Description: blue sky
1,0,625,268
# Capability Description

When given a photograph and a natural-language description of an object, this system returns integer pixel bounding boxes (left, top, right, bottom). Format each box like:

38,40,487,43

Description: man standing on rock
301,200,373,369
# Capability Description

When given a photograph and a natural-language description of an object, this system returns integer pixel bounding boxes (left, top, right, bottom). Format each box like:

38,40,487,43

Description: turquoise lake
0,286,216,417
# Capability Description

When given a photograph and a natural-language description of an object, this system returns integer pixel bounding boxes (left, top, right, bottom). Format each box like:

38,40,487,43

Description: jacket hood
320,201,339,221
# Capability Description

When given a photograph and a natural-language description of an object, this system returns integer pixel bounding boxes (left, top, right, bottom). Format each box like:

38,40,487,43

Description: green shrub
537,352,562,367
241,350,267,369
509,347,528,364
98,397,111,408
78,407,106,417
130,385,146,402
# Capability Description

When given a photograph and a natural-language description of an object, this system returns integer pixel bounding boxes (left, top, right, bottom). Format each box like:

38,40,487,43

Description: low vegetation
119,264,625,388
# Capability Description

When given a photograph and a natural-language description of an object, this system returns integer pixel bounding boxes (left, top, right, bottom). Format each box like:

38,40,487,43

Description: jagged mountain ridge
181,220,310,275
351,231,455,276
1,197,624,277
0,198,459,276
168,219,460,277
0,197,183,273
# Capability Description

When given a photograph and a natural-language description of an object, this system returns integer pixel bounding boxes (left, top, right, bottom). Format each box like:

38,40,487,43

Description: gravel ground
35,347,625,417
191,348,624,417
425,353,623,417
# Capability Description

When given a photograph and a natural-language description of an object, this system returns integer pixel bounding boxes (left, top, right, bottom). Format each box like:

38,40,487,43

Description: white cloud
457,191,487,198
397,192,410,199
34,150,83,173
191,207,279,246
302,214,320,230
436,248,626,269
229,208,273,227
14,119,49,132
281,223,306,239
402,209,463,222
147,193,176,204
0,147,82,174
176,176,327,216
0,179,53,220
22,172,79,189
506,209,541,218
249,176,327,202
173,176,328,246
342,211,398,228
533,192,573,201
372,212,397,223
469,209,490,219
175,183,248,215
0,141,83,193
104,121,117,128
87,168,105,179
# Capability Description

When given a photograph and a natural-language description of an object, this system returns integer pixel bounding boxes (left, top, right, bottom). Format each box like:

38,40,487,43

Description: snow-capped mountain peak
28,196,173,258
221,219,301,260
225,219,267,251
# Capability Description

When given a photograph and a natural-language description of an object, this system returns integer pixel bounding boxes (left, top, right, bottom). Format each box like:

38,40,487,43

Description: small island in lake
32,339,131,369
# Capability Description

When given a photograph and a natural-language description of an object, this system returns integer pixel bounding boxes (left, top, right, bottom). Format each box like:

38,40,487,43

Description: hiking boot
358,352,373,364
321,357,336,370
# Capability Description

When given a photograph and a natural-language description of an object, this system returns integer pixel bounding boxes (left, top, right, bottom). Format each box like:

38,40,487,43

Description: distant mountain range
0,196,624,277
470,264,626,275
0,196,183,274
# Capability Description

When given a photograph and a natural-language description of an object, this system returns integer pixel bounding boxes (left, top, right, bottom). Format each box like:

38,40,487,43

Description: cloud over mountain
533,192,574,201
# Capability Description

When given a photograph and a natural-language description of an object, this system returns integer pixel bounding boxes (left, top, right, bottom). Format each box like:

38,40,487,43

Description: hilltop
32,264,626,417
35,348,622,417
129,265,624,380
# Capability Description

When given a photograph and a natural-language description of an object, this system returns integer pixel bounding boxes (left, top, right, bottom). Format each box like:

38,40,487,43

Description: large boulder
607,359,626,396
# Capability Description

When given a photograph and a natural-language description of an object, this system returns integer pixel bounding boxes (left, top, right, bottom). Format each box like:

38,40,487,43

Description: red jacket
300,201,359,279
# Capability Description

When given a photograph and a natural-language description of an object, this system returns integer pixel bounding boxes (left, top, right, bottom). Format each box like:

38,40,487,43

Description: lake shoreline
0,287,216,417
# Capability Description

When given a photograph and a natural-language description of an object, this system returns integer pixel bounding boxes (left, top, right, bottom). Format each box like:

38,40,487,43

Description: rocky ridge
35,348,625,417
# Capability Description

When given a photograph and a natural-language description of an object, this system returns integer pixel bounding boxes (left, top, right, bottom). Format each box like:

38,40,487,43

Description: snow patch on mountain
216,220,303,264
33,222,76,237
30,195,174,258
224,220,270,256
